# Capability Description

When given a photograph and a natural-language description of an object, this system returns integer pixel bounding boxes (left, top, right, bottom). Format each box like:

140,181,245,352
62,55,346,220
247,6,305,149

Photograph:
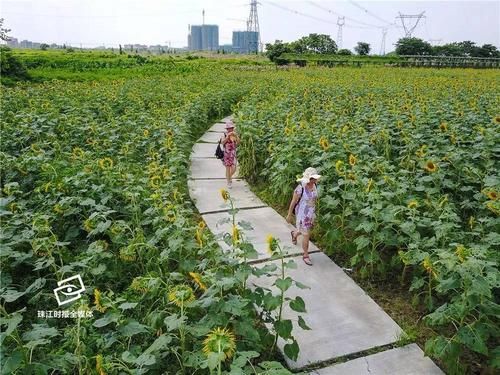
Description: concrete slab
202,207,319,260
191,143,218,159
208,123,227,132
190,158,239,179
247,252,403,369
311,344,444,375
221,115,233,122
188,179,267,214
198,132,223,143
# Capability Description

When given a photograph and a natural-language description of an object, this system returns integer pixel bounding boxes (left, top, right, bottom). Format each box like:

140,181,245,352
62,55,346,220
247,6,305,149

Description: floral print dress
294,183,317,234
223,134,237,167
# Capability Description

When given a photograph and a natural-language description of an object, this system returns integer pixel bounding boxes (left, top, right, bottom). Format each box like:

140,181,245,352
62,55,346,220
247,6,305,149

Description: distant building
232,31,259,54
7,37,18,47
20,40,33,48
188,24,219,51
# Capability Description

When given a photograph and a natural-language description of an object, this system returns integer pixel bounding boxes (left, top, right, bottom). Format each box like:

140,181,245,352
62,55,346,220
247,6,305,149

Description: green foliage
354,42,371,56
337,49,353,56
0,46,30,84
395,37,433,55
0,57,297,374
265,40,292,63
234,66,500,373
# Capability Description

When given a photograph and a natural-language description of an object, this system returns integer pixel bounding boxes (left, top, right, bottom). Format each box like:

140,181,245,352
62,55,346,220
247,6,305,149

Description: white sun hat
297,167,322,183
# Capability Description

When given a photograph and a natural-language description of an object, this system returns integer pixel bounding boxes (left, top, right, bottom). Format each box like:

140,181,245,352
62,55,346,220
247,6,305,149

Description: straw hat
297,167,322,183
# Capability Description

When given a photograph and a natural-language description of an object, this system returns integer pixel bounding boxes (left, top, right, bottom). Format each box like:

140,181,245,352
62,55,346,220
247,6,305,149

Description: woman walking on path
286,167,321,266
221,120,240,188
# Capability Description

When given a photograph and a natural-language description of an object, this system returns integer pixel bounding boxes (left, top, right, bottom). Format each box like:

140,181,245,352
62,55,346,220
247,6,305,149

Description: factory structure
187,2,261,53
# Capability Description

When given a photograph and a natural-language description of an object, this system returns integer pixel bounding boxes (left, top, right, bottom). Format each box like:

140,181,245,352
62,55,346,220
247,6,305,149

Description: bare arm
286,190,301,222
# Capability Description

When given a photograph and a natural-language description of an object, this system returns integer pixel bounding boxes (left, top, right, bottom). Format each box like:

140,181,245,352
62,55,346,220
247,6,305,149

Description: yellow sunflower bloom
202,327,236,360
349,154,357,166
94,289,106,313
266,235,278,255
407,200,418,209
424,160,438,173
189,272,207,291
168,285,195,308
220,189,230,202
98,158,114,170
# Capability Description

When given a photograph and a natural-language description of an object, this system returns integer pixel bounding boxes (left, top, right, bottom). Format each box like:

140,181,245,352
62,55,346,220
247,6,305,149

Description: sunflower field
1,55,300,374
235,67,500,373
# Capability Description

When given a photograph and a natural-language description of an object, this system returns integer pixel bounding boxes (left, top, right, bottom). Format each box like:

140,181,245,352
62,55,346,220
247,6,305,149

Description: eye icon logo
54,275,86,306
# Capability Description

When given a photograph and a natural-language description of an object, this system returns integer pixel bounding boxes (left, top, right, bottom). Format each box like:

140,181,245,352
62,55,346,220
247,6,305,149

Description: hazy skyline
1,0,499,52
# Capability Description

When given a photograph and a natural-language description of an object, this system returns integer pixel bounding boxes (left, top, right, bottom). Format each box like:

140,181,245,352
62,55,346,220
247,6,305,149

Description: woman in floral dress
286,167,321,266
221,120,240,188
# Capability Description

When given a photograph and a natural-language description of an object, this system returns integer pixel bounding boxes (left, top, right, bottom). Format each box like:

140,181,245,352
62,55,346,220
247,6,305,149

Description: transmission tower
336,16,345,49
379,28,388,55
396,12,426,38
247,0,261,53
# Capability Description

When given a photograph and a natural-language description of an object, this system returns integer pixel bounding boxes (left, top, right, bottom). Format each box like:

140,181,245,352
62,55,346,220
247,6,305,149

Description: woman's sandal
290,231,297,245
303,255,313,266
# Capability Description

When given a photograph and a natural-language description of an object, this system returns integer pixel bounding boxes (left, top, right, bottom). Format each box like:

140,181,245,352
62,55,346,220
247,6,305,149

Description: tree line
265,34,500,62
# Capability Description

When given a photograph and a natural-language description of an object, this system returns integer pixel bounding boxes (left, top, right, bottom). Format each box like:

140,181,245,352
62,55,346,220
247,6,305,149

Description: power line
307,1,385,29
348,0,398,27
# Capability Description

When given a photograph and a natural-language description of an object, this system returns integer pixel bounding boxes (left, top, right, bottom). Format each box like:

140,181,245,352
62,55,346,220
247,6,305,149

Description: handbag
215,139,224,159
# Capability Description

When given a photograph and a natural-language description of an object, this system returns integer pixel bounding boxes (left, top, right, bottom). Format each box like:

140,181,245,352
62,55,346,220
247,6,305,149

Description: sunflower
319,136,329,151
149,175,161,189
198,220,206,229
266,235,278,255
202,327,236,360
422,257,437,278
130,277,149,293
143,129,150,137
98,157,114,170
220,188,230,202
424,160,437,173
485,190,498,201
119,246,136,262
94,289,106,313
407,200,418,209
189,272,207,291
439,122,448,132
195,227,204,247
168,285,195,308
494,116,500,124
72,147,85,159
365,178,374,193
455,245,468,263
232,225,240,244
349,154,357,166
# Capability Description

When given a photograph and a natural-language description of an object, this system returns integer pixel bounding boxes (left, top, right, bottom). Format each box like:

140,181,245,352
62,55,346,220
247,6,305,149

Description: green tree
0,46,30,84
294,33,337,54
40,43,49,50
265,40,291,62
0,18,11,41
432,43,462,56
354,42,370,56
476,44,500,58
395,37,432,55
337,48,353,55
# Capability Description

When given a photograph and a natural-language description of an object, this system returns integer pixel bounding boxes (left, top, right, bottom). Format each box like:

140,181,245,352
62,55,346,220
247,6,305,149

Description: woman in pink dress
221,120,240,188
286,167,321,266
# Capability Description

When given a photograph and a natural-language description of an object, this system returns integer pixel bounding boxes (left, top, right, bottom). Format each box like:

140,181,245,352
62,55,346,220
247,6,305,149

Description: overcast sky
1,0,499,51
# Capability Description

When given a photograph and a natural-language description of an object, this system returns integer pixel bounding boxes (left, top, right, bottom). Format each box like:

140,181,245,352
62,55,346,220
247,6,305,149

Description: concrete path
188,117,444,374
